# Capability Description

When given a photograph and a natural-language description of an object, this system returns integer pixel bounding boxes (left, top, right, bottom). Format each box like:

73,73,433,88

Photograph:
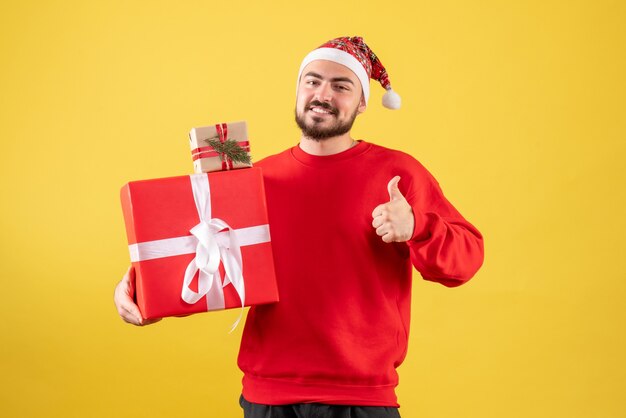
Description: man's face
295,60,367,141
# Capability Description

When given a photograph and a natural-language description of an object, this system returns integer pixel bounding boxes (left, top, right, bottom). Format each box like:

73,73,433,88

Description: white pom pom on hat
297,36,401,110
382,88,401,109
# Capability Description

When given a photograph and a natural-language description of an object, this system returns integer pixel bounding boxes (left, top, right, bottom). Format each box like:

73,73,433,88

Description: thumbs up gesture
371,176,415,243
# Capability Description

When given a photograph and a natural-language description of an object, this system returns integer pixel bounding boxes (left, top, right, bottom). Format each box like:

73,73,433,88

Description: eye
306,79,319,86
334,84,350,91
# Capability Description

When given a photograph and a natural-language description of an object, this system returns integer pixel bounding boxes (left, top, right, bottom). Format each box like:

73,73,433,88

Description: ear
357,93,367,114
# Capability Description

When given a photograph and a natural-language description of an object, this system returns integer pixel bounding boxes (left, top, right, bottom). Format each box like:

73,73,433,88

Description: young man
115,36,484,418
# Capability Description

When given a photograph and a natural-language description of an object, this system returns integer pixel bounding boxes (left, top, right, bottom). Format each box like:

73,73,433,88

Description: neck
299,132,356,156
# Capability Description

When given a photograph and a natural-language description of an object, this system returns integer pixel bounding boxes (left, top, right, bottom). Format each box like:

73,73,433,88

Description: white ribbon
128,173,271,331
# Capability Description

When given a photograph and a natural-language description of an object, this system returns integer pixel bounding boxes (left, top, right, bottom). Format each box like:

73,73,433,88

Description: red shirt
238,141,484,406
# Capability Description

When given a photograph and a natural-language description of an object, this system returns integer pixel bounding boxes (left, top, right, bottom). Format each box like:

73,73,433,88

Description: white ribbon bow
181,174,246,330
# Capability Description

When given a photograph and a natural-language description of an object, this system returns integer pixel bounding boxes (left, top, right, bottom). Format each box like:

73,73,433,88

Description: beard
295,100,359,141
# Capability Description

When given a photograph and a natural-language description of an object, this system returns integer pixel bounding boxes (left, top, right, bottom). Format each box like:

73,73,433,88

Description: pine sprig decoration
204,137,251,165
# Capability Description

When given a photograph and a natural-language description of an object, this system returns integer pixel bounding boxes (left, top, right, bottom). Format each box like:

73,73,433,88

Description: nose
314,82,333,103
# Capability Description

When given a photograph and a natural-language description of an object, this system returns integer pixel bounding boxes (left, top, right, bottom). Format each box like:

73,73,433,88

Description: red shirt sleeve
404,170,484,287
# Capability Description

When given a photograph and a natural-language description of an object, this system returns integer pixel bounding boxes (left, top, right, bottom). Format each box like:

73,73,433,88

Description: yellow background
1,0,624,417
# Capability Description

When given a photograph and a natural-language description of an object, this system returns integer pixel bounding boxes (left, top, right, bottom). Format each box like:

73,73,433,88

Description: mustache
307,101,338,115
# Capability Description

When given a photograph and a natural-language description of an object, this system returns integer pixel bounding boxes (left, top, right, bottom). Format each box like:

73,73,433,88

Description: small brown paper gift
189,121,252,173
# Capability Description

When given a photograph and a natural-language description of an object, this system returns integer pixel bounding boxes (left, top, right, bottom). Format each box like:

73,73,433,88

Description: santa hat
297,36,401,110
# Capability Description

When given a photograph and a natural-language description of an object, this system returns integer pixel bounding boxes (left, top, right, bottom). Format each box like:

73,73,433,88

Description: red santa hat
297,36,401,110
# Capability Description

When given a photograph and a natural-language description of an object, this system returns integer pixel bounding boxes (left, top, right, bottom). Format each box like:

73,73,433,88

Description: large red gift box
120,167,279,320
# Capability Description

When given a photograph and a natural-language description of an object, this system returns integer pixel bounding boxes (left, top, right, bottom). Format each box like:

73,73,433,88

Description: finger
376,224,390,237
118,299,141,323
122,265,133,282
372,216,384,228
126,266,136,293
120,307,142,326
387,176,403,201
371,204,385,219
382,233,395,243
125,302,144,324
115,267,145,325
119,266,138,302
120,305,161,326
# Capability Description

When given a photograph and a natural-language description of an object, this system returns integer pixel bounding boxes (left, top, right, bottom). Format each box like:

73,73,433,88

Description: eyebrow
303,71,355,85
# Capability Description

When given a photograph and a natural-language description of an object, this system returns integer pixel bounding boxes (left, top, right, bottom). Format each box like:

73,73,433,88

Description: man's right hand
114,266,161,326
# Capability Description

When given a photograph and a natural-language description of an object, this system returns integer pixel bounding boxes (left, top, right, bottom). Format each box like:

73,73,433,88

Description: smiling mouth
307,104,337,116
310,107,333,115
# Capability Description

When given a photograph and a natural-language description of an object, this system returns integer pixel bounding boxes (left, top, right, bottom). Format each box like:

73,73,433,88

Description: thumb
387,176,404,201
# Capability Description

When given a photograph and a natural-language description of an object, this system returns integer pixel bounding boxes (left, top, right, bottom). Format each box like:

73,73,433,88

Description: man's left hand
371,176,415,243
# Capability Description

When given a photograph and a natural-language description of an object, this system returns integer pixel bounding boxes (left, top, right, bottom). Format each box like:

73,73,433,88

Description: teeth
311,107,330,114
